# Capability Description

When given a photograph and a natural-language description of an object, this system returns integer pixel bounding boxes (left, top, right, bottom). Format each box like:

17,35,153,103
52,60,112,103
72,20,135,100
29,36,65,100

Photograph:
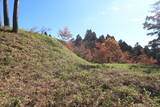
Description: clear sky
0,0,158,46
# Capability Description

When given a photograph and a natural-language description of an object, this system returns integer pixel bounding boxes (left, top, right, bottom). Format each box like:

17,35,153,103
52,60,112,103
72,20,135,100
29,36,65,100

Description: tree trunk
3,0,10,26
13,0,19,33
0,15,2,27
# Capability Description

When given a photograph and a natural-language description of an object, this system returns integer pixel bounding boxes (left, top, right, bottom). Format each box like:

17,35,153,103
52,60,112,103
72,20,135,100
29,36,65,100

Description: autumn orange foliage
94,38,123,63
65,36,156,65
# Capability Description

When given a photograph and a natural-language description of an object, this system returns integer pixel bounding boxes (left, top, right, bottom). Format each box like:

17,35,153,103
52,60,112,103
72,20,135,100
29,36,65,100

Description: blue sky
0,0,158,46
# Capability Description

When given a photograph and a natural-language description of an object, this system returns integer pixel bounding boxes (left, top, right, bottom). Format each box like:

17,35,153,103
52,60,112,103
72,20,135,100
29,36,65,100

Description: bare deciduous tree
59,27,73,40
39,27,51,34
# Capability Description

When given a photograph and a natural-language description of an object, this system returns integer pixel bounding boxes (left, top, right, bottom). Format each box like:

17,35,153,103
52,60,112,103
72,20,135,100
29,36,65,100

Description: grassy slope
0,30,160,107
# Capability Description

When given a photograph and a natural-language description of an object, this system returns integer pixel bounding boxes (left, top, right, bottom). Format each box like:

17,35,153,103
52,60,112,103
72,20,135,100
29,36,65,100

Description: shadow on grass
0,27,13,33
78,64,100,70
140,85,160,97
129,65,160,73
78,64,110,70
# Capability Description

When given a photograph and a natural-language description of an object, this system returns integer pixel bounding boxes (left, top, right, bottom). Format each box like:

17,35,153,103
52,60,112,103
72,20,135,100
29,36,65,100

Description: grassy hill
0,30,160,107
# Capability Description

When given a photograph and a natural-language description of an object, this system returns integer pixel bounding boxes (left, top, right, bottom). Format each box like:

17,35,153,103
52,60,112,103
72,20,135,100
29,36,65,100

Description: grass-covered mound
0,30,160,107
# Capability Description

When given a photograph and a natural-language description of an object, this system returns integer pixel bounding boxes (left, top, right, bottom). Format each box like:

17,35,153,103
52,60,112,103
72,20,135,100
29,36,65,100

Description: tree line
64,29,156,64
0,0,19,33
